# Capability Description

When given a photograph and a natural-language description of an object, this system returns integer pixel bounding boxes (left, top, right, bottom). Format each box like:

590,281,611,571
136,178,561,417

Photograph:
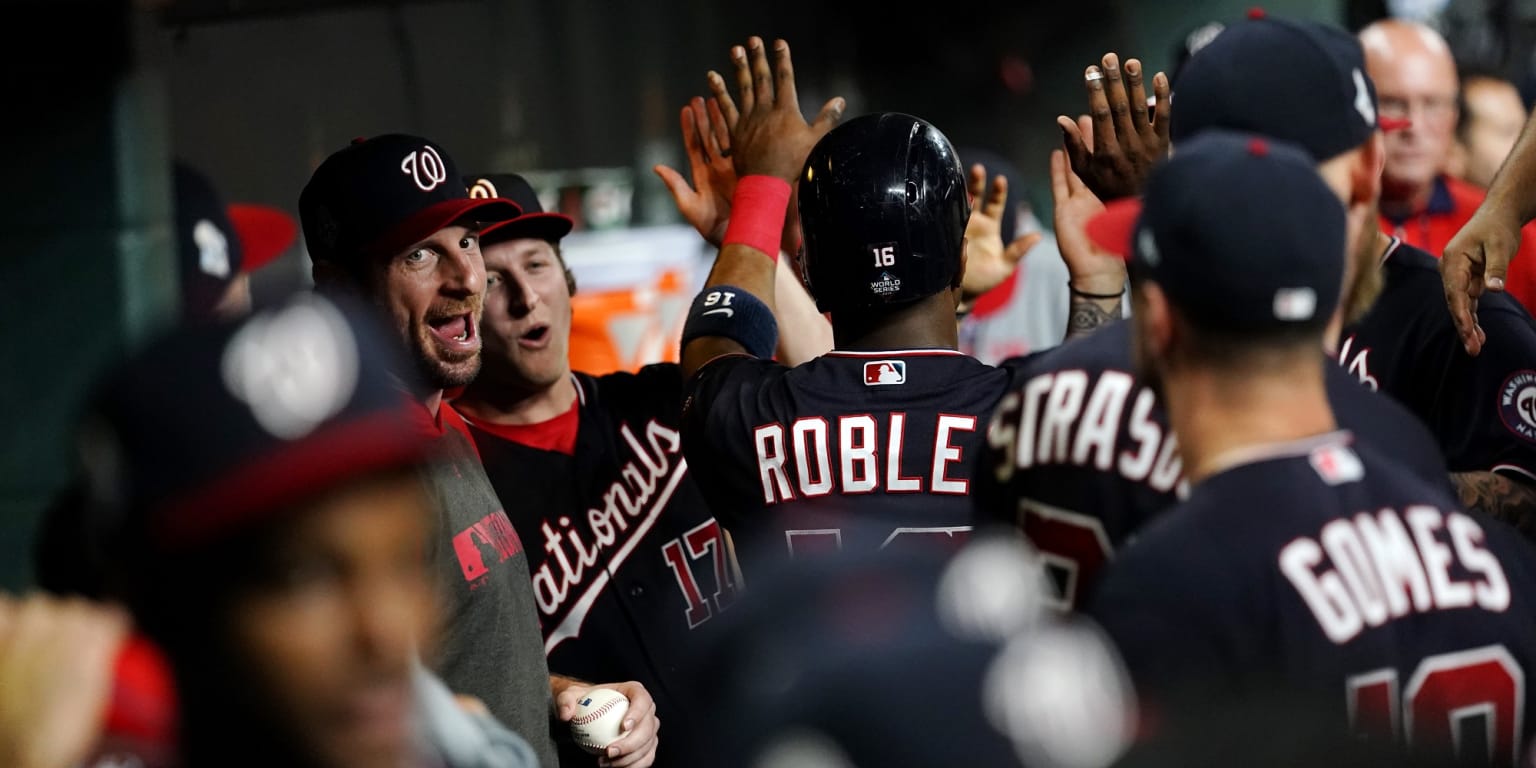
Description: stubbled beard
413,343,480,391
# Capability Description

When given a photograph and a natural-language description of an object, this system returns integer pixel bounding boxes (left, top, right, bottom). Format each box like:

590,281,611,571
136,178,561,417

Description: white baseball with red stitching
570,688,630,755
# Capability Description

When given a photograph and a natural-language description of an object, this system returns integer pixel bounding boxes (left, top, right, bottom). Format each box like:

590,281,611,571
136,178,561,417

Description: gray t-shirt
422,406,558,768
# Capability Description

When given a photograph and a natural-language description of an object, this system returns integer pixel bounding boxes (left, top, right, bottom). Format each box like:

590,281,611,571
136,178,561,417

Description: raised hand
1442,204,1521,355
721,37,844,182
654,96,738,247
0,595,130,768
1058,52,1170,201
1050,149,1125,340
961,163,1042,299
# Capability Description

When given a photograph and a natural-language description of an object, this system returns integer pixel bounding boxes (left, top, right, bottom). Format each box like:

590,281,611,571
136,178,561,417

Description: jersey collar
1201,430,1356,479
824,348,967,358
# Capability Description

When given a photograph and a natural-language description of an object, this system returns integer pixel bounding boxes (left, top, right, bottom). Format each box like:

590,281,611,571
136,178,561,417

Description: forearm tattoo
1066,297,1124,341
1451,471,1536,541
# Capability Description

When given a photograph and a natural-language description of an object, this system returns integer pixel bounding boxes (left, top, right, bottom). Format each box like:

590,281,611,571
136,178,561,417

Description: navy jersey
681,349,1022,575
465,366,725,767
1088,433,1536,765
1340,239,1536,480
976,320,1449,609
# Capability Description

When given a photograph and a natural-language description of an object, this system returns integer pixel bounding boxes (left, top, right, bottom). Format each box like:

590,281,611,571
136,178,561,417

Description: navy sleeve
1443,306,1536,482
680,354,790,526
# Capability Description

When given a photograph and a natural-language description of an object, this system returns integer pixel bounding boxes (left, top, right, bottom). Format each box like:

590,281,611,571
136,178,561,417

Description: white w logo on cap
1352,69,1376,127
401,145,448,192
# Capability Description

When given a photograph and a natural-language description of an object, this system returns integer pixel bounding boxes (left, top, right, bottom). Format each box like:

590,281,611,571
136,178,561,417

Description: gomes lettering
1280,506,1511,645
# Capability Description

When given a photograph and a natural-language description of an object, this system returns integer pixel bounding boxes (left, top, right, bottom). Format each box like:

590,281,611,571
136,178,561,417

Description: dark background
9,0,1502,589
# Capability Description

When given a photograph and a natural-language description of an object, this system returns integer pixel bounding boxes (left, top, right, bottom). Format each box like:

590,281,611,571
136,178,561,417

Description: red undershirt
458,398,581,456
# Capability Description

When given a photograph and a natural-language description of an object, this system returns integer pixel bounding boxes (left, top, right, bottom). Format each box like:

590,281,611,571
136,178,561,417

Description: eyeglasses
1377,95,1457,123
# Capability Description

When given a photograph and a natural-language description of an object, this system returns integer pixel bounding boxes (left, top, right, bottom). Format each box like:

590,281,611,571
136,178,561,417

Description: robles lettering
752,413,977,503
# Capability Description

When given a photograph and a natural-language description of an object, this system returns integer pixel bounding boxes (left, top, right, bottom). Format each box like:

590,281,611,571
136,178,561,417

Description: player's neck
455,374,577,425
1165,364,1338,486
830,292,960,352
1322,312,1343,354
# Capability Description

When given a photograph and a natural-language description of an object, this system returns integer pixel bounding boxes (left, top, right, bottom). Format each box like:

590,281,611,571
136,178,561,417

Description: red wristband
724,175,792,262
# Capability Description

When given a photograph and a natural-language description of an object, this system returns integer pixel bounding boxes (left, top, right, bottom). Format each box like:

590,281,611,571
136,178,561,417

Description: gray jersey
423,407,559,767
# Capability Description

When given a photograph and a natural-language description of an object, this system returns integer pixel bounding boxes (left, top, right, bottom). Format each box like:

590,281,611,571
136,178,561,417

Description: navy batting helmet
797,113,970,314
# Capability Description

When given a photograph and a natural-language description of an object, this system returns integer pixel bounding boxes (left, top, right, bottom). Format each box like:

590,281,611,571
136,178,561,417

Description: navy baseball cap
466,173,574,245
299,134,521,266
1087,130,1345,333
1171,11,1405,160
82,293,433,552
175,163,243,320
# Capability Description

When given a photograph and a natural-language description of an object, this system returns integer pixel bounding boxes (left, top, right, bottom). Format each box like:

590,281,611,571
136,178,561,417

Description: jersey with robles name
976,319,1449,610
1087,433,1536,765
1339,238,1536,481
681,349,1022,575
463,366,728,767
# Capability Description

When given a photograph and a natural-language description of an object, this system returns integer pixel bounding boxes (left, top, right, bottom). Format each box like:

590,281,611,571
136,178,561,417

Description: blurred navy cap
1088,130,1345,334
82,292,433,552
1171,11,1389,160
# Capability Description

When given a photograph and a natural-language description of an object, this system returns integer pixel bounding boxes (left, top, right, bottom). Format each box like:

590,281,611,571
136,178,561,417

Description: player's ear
554,243,577,297
1354,133,1386,206
1137,282,1175,358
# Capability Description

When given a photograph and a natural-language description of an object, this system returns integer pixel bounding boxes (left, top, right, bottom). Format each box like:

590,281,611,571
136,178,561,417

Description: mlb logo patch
1308,443,1363,486
864,360,906,386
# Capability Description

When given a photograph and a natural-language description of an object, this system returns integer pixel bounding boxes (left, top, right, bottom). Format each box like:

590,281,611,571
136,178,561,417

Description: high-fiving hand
713,37,844,183
962,164,1042,299
1058,52,1170,201
653,96,737,247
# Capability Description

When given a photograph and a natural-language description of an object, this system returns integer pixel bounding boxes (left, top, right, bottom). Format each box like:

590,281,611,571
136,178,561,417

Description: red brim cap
1085,198,1145,261
156,403,433,551
480,211,576,245
369,197,522,258
228,204,299,273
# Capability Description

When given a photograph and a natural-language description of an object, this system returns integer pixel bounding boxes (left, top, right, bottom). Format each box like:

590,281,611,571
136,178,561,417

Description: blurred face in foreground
224,471,434,768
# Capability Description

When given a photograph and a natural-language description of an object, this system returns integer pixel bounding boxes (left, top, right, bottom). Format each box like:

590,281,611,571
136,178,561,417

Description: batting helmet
797,113,970,314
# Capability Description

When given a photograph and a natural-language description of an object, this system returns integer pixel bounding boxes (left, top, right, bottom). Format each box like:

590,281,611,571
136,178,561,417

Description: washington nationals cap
1086,130,1346,333
81,292,433,552
466,173,574,245
299,134,521,266
175,163,243,321
1171,11,1404,160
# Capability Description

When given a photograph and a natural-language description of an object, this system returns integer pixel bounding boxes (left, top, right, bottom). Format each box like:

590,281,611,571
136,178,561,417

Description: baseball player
678,37,1032,575
299,134,660,767
977,15,1453,610
1086,129,1536,765
72,293,539,768
1338,231,1536,536
1060,14,1536,530
451,172,741,768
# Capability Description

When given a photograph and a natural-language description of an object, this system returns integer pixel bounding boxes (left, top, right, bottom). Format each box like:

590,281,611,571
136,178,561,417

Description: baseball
570,688,630,755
